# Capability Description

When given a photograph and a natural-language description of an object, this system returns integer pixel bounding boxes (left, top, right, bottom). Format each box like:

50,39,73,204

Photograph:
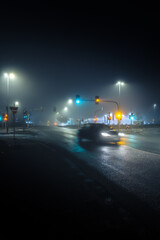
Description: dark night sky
0,2,160,121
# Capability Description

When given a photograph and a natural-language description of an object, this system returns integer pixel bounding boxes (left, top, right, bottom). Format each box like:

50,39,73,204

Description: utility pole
74,95,122,131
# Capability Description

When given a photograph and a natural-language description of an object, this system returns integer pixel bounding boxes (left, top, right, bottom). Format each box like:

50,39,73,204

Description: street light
68,99,73,104
4,72,16,133
4,72,15,97
153,104,157,109
15,101,19,106
116,81,125,98
64,107,68,111
4,72,15,81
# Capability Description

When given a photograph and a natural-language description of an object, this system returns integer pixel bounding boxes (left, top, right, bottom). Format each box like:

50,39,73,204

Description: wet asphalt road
1,126,160,238
36,126,160,214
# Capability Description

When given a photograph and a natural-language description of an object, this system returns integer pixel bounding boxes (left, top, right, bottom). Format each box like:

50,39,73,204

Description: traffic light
95,96,100,104
23,111,28,119
115,111,122,120
0,116,2,121
75,95,81,104
129,113,135,120
108,112,111,120
3,114,8,121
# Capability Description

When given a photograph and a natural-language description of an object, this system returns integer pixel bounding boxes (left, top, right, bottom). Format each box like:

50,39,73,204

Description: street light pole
118,83,120,97
6,76,9,133
116,81,124,98
4,73,15,133
153,104,157,123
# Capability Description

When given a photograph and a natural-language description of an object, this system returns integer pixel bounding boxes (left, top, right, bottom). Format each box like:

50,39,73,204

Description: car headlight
118,132,125,136
101,132,111,137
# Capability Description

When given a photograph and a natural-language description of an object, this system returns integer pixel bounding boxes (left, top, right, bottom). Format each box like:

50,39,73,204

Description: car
77,123,120,143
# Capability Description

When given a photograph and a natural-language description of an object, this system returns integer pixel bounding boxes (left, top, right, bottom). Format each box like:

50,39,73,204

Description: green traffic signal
75,95,80,104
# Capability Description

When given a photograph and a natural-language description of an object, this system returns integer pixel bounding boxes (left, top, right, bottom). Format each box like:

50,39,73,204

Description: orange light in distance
4,114,8,121
95,96,100,104
115,112,122,120
94,117,97,122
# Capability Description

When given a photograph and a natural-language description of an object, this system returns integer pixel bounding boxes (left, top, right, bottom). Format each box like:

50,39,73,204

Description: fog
0,4,160,124
0,64,159,124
